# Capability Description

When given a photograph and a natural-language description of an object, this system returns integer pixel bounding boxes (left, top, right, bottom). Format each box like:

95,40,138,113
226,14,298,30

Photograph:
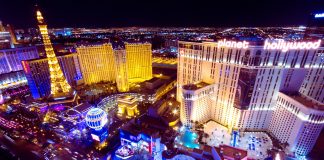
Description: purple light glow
52,104,66,111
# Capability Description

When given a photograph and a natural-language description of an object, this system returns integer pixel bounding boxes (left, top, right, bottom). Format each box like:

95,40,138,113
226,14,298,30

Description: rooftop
121,120,160,139
73,102,93,113
182,82,210,91
216,144,248,159
145,77,160,83
117,95,138,104
120,115,168,138
282,92,324,111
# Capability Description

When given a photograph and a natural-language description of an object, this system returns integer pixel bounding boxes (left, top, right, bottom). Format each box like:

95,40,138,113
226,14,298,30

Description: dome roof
85,108,108,130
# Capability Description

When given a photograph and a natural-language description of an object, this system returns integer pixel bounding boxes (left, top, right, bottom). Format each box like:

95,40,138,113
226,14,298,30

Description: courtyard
203,121,273,160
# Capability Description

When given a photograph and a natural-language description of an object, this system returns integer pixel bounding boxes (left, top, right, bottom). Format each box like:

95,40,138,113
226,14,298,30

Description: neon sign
217,39,249,49
264,39,321,52
315,13,324,18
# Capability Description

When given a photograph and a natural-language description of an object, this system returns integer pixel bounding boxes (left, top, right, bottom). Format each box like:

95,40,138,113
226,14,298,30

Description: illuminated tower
114,48,129,92
125,43,152,82
36,9,71,97
76,44,116,84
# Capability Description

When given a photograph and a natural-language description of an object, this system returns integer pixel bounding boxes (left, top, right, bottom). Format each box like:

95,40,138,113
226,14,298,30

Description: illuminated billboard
264,39,321,52
217,39,249,49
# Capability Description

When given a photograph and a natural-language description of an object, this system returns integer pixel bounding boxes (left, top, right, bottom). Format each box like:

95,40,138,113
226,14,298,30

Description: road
0,132,42,160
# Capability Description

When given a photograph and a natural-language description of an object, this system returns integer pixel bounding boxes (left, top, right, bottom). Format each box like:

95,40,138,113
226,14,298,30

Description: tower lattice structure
36,10,71,96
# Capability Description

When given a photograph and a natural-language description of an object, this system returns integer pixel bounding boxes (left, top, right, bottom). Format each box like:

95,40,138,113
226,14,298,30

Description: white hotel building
269,92,324,156
177,40,324,156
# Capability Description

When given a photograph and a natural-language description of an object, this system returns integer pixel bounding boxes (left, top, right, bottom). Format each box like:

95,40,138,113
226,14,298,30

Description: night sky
0,0,323,28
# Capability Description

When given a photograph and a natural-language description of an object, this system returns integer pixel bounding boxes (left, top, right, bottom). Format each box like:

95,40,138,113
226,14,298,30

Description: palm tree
266,149,272,156
282,142,289,151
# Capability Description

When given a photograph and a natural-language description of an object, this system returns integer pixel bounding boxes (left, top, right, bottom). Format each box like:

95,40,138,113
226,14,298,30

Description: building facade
76,43,152,92
76,44,116,84
125,43,152,82
22,54,80,99
57,54,80,86
269,92,324,156
22,59,50,99
181,82,214,127
0,46,39,74
0,21,13,49
177,40,323,130
114,49,129,92
0,71,27,90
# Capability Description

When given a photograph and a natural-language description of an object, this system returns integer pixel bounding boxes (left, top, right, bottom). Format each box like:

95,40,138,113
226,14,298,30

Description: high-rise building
22,54,80,99
76,43,152,92
114,48,129,92
177,39,324,156
269,92,324,156
36,9,71,97
0,46,39,74
22,58,50,99
76,44,116,84
0,21,18,49
177,40,324,129
0,21,13,49
181,82,214,127
5,24,17,45
57,54,80,87
125,43,152,82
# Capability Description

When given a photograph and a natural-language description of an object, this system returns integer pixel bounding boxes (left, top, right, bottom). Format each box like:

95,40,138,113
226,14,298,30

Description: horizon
0,0,323,28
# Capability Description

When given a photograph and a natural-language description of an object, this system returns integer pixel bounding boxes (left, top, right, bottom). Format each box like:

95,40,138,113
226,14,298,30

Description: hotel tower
177,39,324,156
36,9,72,97
76,43,152,92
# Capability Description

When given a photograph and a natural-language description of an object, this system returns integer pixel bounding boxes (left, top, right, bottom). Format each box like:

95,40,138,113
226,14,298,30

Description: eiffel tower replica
36,8,77,106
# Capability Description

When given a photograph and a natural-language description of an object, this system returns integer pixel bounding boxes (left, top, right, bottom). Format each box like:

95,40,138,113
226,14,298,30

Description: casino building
76,44,117,84
76,43,152,92
0,46,39,74
22,54,80,99
269,92,324,156
177,39,324,156
0,47,39,92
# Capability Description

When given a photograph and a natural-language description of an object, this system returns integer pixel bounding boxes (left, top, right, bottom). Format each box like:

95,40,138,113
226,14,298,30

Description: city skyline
0,2,323,160
0,0,323,28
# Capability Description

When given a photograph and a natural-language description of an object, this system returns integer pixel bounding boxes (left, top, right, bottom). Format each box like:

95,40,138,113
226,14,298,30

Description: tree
266,149,272,156
282,141,289,150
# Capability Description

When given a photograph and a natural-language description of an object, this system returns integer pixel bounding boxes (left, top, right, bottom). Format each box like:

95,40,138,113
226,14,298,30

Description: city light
314,13,324,18
0,2,323,160
36,9,72,96
172,109,178,115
